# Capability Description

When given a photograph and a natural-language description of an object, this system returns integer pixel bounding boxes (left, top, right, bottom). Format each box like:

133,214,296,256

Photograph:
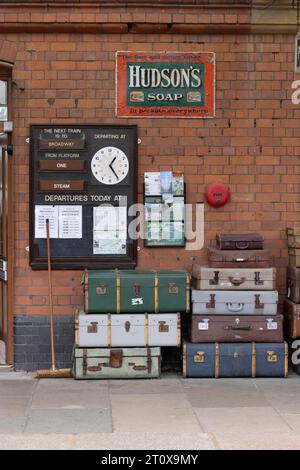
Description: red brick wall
2,27,299,315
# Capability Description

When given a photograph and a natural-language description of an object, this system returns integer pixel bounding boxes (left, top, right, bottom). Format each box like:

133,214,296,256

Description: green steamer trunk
83,269,190,313
73,347,161,379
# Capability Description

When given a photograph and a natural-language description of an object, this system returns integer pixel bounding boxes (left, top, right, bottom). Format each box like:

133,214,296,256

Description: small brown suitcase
287,227,300,249
287,266,300,303
284,299,300,339
207,247,272,269
216,233,264,251
190,314,283,343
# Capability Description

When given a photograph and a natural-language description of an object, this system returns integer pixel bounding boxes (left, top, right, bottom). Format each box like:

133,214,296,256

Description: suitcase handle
236,242,249,250
226,303,244,312
228,276,245,286
224,325,251,331
231,257,249,263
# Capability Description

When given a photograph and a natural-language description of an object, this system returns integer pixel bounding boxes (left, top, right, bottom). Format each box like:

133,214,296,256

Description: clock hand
109,157,119,181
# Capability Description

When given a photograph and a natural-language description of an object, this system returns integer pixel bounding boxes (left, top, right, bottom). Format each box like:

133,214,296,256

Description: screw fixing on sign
205,182,230,208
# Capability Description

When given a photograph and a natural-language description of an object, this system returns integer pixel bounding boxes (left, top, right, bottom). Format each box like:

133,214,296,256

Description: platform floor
1,371,300,450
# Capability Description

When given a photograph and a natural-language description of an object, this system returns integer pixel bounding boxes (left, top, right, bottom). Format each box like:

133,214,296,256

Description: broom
36,219,72,378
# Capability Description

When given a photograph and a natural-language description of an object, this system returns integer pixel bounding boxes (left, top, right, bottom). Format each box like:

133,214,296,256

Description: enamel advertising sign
116,51,215,118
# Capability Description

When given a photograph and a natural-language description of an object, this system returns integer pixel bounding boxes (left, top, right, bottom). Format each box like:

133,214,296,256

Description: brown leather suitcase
284,299,300,339
216,233,264,251
190,314,283,343
287,227,300,249
287,266,300,303
207,247,272,269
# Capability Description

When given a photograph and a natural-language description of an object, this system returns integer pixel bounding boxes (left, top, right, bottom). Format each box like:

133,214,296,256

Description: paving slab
194,406,292,434
278,413,300,432
36,378,108,390
0,396,31,417
31,388,110,410
0,432,216,450
24,409,112,434
111,393,202,433
109,377,183,395
183,380,268,408
0,380,36,396
0,417,27,434
213,431,300,450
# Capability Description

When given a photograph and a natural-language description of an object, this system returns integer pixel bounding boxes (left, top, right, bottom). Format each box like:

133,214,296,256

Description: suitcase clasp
87,322,98,334
194,351,205,363
209,271,220,285
233,352,240,359
125,321,131,332
206,294,216,309
133,282,141,297
168,282,179,294
96,283,107,295
158,321,169,333
267,351,278,363
255,294,264,309
255,272,264,286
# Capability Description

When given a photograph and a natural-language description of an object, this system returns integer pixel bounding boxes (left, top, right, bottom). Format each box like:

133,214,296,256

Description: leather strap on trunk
84,269,88,312
154,271,158,313
83,348,87,376
116,269,120,314
109,349,123,368
186,272,190,313
107,313,112,347
251,342,256,378
147,348,152,374
145,313,149,347
215,343,220,378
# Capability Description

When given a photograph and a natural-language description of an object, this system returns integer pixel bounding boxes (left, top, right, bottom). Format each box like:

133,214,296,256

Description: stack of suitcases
285,228,300,374
183,233,288,378
73,269,190,379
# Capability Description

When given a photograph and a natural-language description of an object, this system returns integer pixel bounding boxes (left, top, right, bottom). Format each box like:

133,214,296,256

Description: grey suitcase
73,347,161,379
191,289,278,315
192,266,276,291
182,341,288,378
76,312,181,347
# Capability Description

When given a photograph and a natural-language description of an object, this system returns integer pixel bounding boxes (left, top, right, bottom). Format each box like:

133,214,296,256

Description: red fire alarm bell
205,182,230,208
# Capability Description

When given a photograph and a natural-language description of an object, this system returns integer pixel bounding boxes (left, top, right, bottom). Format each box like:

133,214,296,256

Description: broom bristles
36,368,73,379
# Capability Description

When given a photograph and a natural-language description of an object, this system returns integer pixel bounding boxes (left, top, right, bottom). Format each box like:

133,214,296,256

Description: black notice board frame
29,124,138,270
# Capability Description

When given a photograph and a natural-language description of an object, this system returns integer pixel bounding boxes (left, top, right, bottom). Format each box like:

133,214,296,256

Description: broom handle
46,219,56,371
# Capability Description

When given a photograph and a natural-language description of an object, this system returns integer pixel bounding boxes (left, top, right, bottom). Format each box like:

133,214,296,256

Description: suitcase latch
109,349,123,368
255,294,264,309
194,351,205,363
168,282,179,294
159,321,169,333
209,271,219,285
233,352,240,359
87,322,98,334
96,283,107,295
133,282,141,297
267,351,277,363
255,272,264,286
206,294,216,309
125,321,131,332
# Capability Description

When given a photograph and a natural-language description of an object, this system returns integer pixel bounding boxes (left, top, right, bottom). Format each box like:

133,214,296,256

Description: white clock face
91,146,129,185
